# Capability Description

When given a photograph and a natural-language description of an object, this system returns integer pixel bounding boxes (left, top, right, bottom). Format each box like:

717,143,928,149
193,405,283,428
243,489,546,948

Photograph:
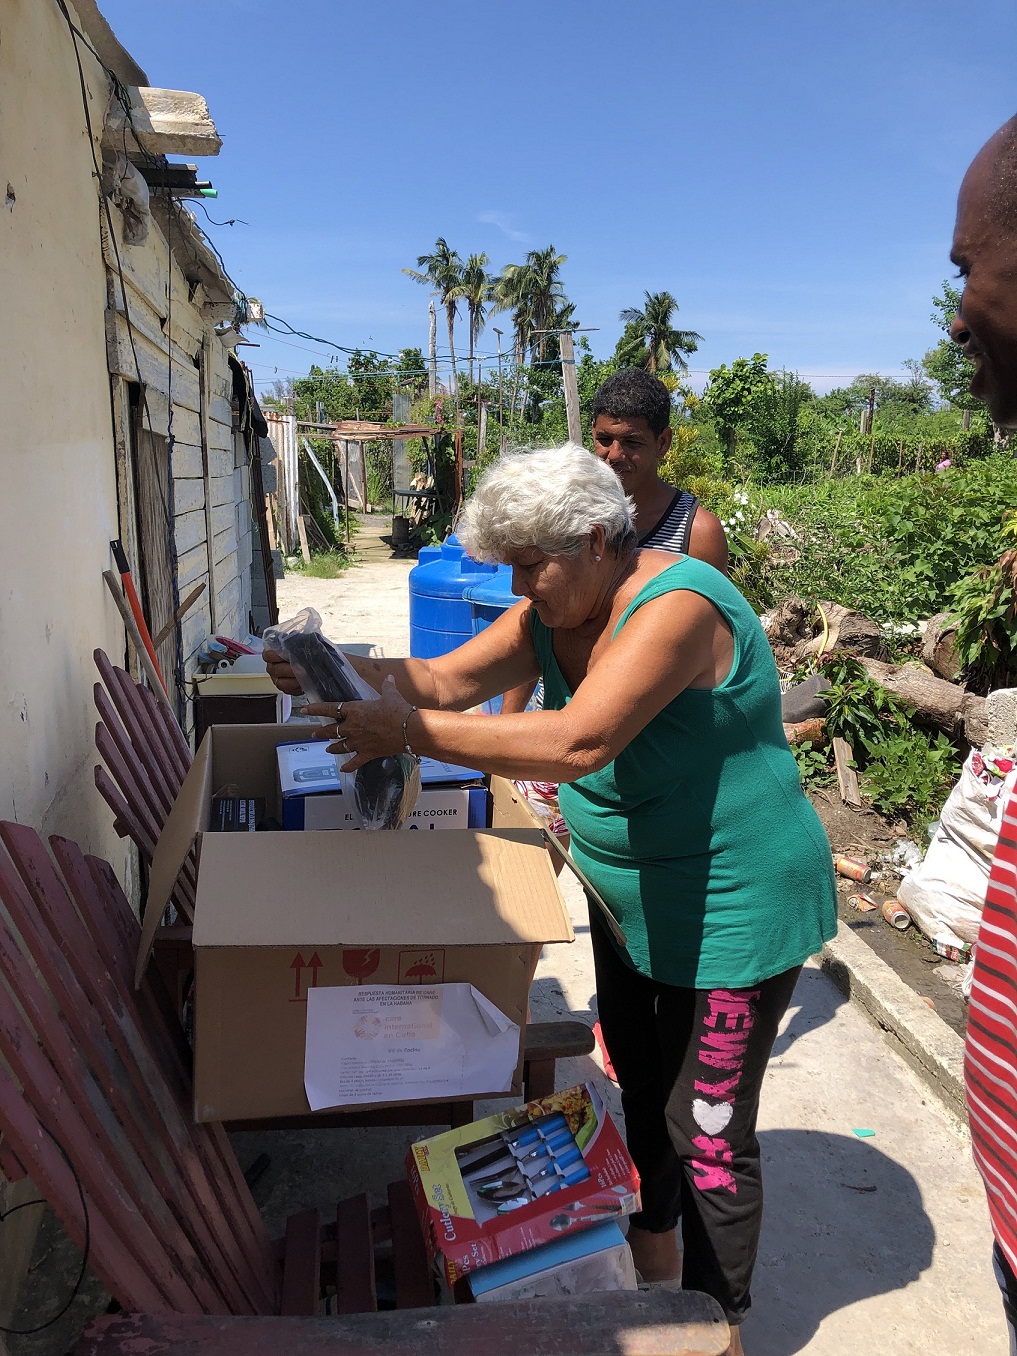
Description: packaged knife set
407,1082,640,1293
455,1110,589,1216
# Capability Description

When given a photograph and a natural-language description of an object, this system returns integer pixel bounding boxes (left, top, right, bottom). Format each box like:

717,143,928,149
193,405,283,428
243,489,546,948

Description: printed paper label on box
303,983,519,1110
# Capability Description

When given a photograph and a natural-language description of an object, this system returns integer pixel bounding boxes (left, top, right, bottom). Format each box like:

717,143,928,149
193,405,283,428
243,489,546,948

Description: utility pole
478,402,488,462
559,330,582,445
428,301,437,398
493,328,504,443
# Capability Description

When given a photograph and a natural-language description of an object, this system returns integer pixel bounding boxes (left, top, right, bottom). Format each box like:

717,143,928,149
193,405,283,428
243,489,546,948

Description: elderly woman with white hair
266,445,836,1352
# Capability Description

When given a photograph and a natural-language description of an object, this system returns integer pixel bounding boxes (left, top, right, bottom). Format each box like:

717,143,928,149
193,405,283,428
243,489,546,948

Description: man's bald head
987,113,1017,229
949,116,1017,426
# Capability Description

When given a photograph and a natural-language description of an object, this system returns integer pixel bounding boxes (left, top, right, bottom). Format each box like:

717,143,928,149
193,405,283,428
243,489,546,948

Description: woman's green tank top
530,556,837,989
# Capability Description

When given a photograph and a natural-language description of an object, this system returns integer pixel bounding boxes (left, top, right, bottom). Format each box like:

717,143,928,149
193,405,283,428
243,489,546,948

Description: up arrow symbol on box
290,952,307,1001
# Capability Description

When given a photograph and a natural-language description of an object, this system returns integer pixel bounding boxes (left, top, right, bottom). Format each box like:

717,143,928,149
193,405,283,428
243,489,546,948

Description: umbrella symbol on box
398,949,445,984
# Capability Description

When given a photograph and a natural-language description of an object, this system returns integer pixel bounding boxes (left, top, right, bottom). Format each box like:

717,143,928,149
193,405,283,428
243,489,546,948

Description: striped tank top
966,788,1017,1273
639,489,699,553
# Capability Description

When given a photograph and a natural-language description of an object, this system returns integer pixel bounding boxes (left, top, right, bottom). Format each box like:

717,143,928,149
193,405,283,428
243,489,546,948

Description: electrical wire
0,1126,91,1336
164,198,186,707
192,200,249,228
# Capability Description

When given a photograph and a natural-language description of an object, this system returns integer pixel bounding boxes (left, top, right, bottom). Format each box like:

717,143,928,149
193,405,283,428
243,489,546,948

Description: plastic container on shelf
464,569,523,714
408,534,500,659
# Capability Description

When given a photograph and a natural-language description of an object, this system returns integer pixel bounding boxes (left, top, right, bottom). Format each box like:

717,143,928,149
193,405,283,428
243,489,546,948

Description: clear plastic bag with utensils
263,608,421,829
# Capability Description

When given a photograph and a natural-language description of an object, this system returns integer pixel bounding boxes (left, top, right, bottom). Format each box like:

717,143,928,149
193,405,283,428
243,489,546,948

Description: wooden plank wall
102,203,254,734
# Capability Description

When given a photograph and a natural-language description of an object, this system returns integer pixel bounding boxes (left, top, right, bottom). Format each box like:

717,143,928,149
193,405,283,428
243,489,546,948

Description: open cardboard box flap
192,829,573,949
136,728,215,986
137,724,574,987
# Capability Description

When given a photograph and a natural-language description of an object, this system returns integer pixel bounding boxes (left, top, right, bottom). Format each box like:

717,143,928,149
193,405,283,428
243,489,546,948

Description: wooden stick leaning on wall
103,571,174,711
152,582,207,651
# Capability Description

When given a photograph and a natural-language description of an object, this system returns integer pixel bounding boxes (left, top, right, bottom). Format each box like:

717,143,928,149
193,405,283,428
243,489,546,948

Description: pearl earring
594,554,602,561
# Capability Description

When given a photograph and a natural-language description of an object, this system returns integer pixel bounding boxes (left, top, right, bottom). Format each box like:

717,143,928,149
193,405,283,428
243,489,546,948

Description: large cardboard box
140,725,574,1123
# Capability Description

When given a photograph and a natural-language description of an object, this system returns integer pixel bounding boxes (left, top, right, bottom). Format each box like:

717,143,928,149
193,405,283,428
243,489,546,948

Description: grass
287,551,353,579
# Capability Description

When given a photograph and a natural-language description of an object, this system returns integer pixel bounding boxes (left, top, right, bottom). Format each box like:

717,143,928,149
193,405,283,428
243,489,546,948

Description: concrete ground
269,561,1008,1355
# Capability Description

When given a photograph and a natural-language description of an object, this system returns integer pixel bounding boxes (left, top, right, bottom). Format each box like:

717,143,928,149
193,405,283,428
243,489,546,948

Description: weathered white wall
0,0,255,1323
0,0,134,1325
103,207,253,721
0,0,130,867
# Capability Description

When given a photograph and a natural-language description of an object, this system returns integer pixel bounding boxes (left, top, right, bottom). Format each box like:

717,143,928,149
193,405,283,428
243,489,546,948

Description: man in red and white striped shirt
951,112,1017,1351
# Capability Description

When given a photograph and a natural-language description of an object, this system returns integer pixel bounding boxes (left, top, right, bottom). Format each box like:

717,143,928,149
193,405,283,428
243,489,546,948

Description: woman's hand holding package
305,675,414,771
263,648,303,696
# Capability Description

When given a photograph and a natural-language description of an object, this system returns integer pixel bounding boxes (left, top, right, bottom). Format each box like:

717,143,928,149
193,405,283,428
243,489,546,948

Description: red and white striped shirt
966,788,1017,1271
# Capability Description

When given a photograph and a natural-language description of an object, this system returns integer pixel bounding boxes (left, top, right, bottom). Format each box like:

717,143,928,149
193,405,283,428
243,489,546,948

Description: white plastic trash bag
898,747,1017,950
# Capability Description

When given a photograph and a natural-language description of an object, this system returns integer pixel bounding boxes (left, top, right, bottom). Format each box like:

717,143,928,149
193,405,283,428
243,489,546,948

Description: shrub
760,455,1017,622
861,728,959,833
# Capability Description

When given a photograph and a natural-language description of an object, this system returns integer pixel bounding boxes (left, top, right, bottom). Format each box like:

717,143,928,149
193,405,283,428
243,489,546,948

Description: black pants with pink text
591,916,801,1325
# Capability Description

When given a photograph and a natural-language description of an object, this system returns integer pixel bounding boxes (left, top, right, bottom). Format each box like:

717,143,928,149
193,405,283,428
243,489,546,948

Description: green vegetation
615,291,702,374
285,551,352,580
260,248,1017,833
753,455,1017,623
793,655,963,833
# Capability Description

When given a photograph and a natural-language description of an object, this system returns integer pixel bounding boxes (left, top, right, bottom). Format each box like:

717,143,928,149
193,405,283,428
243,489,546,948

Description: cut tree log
858,658,987,747
922,612,962,682
784,717,828,748
794,602,887,663
764,595,888,664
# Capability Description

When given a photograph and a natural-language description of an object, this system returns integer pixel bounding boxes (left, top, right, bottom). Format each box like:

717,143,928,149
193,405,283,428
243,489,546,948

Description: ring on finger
335,701,345,723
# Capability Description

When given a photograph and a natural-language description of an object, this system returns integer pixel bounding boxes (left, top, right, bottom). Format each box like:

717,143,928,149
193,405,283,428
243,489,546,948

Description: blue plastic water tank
408,534,499,659
464,568,522,713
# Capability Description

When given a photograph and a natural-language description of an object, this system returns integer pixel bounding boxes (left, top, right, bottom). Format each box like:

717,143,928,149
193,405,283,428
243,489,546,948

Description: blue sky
101,0,1016,395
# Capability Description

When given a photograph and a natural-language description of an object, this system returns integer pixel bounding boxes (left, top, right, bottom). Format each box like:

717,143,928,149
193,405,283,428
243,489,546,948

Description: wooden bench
76,1292,731,1354
0,822,730,1354
91,648,596,1127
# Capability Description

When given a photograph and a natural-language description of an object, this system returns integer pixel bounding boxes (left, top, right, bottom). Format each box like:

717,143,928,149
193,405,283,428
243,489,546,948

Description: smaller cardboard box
191,671,288,744
140,725,574,1122
407,1082,640,1293
276,742,487,831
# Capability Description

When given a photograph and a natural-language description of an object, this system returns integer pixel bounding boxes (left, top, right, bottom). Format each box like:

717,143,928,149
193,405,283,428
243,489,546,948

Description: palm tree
618,290,702,374
456,252,491,385
491,247,570,415
490,262,530,369
492,246,569,362
404,238,464,397
524,246,569,360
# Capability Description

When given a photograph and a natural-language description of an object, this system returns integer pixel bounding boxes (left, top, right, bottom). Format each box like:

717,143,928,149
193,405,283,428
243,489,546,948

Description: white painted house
0,0,271,865
0,0,273,1322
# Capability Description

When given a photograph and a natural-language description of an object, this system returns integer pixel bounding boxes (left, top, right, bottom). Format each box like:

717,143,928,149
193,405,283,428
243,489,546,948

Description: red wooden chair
0,821,452,1314
0,822,729,1354
92,647,197,920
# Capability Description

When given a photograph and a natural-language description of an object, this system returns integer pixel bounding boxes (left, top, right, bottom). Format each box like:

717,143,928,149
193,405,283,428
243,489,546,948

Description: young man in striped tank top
590,369,729,568
500,370,728,723
952,114,1017,1351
